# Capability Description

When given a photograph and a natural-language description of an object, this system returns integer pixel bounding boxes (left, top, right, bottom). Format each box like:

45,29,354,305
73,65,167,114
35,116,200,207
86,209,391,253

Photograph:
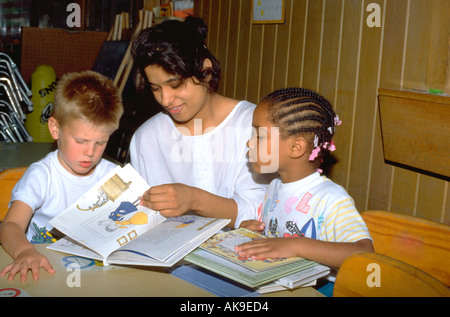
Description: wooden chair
361,210,450,287
0,167,27,222
333,252,450,297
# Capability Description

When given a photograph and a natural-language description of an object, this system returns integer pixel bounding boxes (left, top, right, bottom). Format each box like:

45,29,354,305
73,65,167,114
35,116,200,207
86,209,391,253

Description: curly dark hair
131,16,221,93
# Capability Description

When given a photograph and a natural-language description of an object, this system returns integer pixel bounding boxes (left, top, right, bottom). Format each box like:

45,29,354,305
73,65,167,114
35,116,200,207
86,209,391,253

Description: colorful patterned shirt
258,172,371,243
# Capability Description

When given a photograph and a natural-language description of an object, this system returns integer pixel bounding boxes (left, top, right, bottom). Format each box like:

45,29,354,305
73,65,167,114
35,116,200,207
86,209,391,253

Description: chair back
0,167,27,222
361,210,450,287
333,252,450,297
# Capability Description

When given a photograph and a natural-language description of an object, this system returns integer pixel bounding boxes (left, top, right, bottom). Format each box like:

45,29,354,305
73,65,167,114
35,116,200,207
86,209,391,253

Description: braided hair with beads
259,87,341,162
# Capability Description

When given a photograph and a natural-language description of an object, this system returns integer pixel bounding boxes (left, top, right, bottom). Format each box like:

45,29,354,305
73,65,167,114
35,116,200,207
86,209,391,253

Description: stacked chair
0,52,33,142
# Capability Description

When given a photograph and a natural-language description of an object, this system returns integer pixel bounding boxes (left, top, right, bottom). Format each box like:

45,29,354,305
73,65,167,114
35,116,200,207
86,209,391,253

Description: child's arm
140,183,239,227
235,237,374,268
239,220,265,233
0,200,55,281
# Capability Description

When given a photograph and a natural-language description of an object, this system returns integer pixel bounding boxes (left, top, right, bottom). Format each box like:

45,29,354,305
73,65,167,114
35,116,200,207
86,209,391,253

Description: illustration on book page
50,164,165,251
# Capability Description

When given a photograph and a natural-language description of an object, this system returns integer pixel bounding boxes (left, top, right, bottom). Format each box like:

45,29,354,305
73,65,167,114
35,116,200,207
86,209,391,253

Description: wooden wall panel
272,5,291,92
403,0,429,91
445,186,450,224
346,0,383,210
389,0,426,216
332,0,363,189
234,0,252,99
285,0,307,88
367,0,407,212
259,25,276,97
215,0,230,95
318,0,342,102
195,0,450,224
301,0,323,91
207,0,220,56
246,23,263,103
426,0,450,91
414,0,450,223
223,0,241,98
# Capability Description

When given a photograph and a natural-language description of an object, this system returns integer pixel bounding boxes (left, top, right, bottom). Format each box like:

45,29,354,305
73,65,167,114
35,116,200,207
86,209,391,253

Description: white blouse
129,101,269,227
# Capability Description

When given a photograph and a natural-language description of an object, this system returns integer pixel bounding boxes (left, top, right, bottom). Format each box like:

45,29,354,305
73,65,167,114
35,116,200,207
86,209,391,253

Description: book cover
185,248,317,288
199,228,304,272
185,228,322,288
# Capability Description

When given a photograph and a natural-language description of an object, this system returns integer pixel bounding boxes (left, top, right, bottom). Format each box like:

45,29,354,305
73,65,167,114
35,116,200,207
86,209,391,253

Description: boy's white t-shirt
129,101,269,227
259,172,371,243
10,150,117,243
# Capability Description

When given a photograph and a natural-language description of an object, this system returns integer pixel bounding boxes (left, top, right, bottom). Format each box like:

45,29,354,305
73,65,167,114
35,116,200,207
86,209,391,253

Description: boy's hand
239,220,265,233
0,247,55,282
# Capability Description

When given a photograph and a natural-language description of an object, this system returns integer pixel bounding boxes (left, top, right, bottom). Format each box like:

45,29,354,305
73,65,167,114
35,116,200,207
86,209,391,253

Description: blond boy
0,71,123,281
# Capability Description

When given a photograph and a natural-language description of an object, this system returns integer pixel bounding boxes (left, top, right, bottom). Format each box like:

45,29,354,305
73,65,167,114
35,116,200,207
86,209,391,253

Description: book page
49,164,165,260
200,228,303,272
48,236,103,261
114,215,230,262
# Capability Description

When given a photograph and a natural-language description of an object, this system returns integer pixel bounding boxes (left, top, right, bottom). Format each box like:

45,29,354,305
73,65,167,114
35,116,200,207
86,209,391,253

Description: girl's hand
235,237,302,260
0,247,55,282
139,183,194,217
239,220,265,233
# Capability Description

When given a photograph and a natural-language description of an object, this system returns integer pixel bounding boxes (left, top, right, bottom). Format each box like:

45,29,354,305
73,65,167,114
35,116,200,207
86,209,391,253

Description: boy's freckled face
50,118,111,176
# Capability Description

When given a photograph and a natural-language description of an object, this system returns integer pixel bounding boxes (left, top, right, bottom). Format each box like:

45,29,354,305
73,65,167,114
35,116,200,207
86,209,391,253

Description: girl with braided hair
236,88,373,268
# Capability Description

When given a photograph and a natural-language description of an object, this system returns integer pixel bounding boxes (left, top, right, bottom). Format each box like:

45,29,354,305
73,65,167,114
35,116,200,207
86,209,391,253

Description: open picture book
47,164,230,266
185,228,329,289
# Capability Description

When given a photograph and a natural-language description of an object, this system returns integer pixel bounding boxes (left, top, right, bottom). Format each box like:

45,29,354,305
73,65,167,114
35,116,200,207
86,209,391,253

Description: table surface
0,244,324,297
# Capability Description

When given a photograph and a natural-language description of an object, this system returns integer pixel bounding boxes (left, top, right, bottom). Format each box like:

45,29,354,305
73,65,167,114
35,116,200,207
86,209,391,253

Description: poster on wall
252,0,285,24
